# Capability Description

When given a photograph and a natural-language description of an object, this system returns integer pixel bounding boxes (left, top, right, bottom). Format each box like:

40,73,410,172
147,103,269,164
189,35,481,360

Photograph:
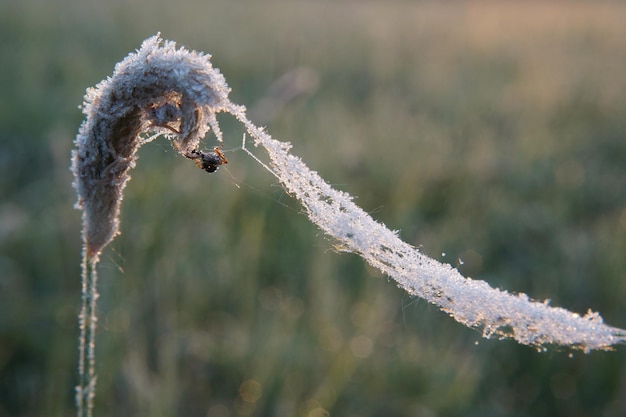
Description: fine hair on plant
71,34,626,417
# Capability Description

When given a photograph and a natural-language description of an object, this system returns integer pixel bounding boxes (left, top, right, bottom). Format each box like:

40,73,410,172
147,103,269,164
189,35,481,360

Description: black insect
184,146,228,173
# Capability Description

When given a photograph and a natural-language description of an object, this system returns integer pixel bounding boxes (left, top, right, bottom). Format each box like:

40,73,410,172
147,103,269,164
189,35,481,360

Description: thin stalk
76,252,99,417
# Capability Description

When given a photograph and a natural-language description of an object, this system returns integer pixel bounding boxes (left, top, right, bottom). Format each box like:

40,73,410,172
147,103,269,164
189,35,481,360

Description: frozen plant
71,34,626,417
71,35,230,417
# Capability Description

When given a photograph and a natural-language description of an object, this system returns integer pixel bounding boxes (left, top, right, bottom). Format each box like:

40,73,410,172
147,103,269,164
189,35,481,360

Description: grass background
1,1,626,416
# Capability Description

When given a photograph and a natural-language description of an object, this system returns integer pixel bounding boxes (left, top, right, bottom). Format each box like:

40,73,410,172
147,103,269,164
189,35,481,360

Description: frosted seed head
72,34,233,258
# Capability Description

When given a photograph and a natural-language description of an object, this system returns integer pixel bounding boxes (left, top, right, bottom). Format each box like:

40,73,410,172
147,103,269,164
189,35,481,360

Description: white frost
230,109,626,352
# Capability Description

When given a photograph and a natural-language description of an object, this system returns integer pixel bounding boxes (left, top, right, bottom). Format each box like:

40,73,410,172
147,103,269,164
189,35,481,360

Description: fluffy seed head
71,34,232,259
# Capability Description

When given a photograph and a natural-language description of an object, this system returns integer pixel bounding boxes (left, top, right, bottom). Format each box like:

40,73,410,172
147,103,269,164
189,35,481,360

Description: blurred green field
1,0,626,416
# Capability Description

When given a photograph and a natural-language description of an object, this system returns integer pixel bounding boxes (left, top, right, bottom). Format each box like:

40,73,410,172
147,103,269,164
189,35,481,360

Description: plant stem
76,251,99,417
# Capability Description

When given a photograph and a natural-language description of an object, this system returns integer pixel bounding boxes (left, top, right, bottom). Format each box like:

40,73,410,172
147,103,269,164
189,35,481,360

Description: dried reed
72,34,625,417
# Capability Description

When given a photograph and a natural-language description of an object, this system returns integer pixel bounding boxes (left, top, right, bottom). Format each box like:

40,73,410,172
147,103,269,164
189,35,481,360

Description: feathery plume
71,34,229,259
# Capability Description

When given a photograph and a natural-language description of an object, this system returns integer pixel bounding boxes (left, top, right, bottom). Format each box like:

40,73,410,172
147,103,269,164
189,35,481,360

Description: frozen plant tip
73,34,625,417
71,34,230,260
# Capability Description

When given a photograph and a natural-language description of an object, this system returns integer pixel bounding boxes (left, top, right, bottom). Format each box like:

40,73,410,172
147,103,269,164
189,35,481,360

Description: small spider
184,146,228,173
171,138,228,173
